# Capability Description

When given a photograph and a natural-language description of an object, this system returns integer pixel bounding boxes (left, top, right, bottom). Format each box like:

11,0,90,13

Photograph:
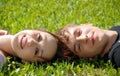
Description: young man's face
62,24,108,58
11,30,58,62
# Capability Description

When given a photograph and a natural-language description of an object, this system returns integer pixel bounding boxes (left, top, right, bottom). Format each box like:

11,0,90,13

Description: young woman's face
62,24,108,58
11,30,58,62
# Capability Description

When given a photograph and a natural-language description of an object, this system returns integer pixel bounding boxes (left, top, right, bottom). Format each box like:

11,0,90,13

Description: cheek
80,45,93,54
24,48,34,56
17,48,34,59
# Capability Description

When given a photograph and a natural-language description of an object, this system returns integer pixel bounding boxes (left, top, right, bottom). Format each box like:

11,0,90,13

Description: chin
11,35,19,52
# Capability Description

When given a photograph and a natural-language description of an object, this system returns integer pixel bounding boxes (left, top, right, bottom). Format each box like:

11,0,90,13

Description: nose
75,34,88,43
27,38,35,47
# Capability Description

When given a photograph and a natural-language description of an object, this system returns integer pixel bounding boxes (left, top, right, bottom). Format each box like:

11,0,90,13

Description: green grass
0,0,120,75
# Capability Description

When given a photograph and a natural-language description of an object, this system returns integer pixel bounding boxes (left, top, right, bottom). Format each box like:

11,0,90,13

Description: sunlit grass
0,0,120,75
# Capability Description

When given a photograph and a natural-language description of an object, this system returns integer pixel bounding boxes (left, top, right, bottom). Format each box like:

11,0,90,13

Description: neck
100,30,118,57
0,35,17,56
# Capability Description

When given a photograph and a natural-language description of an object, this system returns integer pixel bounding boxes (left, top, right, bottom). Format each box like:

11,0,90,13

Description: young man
58,24,120,68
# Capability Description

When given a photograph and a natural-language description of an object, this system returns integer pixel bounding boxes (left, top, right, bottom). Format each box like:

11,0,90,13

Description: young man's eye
65,35,69,43
37,34,42,42
35,48,39,55
64,31,70,43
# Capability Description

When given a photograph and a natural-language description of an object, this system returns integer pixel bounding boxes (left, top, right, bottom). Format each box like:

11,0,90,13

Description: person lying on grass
0,29,59,67
57,24,120,68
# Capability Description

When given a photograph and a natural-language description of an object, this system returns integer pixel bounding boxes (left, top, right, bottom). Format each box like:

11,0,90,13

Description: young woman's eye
35,48,39,55
74,29,81,37
37,34,42,42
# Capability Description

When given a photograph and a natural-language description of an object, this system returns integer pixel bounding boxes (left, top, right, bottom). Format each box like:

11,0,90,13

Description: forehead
39,32,57,60
40,37,57,57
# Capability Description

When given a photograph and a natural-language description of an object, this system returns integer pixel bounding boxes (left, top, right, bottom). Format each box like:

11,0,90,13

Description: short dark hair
53,24,79,61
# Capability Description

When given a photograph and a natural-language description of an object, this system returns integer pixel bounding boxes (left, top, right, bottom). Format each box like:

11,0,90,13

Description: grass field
0,0,120,75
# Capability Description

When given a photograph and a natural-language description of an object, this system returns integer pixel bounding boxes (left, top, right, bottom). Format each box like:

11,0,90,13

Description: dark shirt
108,26,120,68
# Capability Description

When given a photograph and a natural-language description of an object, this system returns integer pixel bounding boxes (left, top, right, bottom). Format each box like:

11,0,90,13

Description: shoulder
108,36,120,61
108,43,120,68
0,51,6,67
0,50,8,56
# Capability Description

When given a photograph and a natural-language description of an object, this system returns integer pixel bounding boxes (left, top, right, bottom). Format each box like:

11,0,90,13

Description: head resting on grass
56,24,117,58
0,29,58,62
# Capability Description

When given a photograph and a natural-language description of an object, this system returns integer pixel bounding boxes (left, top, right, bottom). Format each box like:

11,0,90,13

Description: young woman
0,29,58,67
57,24,120,68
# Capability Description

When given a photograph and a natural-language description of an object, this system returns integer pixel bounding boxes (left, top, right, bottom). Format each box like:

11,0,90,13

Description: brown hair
53,24,79,61
38,28,79,61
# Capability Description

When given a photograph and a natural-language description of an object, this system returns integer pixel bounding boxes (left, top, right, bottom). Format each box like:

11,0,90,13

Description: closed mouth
91,32,95,45
20,35,27,49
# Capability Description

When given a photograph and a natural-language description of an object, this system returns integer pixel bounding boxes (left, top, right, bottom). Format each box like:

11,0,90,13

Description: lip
91,32,95,45
20,35,27,49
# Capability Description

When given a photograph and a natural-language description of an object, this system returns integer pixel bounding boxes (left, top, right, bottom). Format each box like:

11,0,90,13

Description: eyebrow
73,44,78,54
62,30,70,39
41,49,43,57
64,30,70,35
36,50,50,61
